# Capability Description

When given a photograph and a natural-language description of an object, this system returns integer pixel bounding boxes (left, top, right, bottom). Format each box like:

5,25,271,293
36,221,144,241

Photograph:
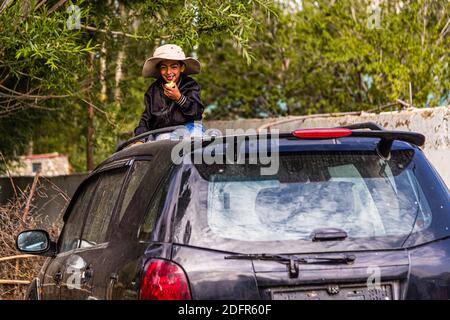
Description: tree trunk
87,101,94,172
114,50,125,102
114,3,127,103
99,42,107,103
86,52,95,172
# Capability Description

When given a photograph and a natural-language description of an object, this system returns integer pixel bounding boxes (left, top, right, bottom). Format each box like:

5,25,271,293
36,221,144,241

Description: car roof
98,132,419,172
96,139,180,170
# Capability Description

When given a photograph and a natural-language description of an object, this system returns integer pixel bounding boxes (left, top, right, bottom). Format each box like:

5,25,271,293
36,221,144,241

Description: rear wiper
225,253,356,278
225,253,355,264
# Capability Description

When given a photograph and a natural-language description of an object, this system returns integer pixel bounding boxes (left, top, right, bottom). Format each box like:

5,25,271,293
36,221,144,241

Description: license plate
270,283,394,300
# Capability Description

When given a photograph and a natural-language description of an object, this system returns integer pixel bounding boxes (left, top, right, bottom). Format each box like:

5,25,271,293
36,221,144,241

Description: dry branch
47,0,67,14
0,0,14,14
0,164,65,299
0,84,71,100
0,255,36,263
0,280,31,285
22,173,40,222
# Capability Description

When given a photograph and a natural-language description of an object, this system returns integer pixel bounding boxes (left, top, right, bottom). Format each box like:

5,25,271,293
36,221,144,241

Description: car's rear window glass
175,150,442,251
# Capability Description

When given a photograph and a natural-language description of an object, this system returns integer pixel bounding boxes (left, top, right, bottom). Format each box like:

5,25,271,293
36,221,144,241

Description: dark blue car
16,123,450,299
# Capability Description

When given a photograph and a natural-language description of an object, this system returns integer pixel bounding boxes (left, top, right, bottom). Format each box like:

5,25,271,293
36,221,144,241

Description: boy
133,44,204,144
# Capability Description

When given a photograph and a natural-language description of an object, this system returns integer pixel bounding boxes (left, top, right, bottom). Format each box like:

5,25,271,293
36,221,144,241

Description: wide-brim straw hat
142,44,201,78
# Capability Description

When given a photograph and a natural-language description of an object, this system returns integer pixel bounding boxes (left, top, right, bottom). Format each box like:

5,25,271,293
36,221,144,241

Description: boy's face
159,60,185,83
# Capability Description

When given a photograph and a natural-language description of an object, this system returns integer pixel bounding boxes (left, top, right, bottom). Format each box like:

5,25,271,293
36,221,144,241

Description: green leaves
1,0,448,171
0,0,95,165
199,0,449,119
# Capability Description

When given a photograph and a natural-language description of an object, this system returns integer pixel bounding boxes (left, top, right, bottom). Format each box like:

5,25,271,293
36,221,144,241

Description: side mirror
16,230,56,256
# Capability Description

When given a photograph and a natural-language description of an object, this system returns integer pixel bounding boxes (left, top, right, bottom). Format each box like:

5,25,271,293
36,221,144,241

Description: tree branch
437,18,450,45
22,172,40,223
0,0,14,14
0,280,31,285
0,103,25,117
0,100,66,117
47,0,67,14
34,0,48,11
80,24,144,39
31,14,145,39
79,98,117,128
0,84,71,100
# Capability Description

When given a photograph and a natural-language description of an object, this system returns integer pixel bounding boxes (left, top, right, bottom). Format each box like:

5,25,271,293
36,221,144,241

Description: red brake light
140,259,191,300
292,128,352,139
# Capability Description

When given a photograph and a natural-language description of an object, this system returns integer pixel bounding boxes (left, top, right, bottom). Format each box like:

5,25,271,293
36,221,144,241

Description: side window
117,161,149,224
80,169,127,247
138,183,166,241
59,178,97,253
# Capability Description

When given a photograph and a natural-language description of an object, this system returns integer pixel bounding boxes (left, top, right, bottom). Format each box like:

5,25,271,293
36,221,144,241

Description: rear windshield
173,150,449,253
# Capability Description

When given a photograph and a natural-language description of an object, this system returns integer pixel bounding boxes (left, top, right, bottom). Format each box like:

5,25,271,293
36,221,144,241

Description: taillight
140,259,191,300
292,128,352,139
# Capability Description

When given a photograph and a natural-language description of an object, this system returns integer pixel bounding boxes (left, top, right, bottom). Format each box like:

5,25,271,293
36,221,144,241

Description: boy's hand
127,140,144,148
163,83,182,101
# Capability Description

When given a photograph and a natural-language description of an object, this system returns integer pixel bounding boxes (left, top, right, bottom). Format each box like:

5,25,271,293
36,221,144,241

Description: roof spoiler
291,122,425,159
116,122,424,160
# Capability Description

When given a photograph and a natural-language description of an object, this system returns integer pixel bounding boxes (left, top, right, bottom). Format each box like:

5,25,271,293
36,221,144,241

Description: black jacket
134,74,204,136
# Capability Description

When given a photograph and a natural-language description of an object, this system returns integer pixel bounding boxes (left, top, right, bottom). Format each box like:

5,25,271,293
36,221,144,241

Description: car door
93,159,162,300
60,162,130,300
40,177,98,300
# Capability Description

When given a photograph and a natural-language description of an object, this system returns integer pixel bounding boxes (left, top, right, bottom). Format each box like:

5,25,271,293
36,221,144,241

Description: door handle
106,273,119,300
53,271,63,283
81,265,93,283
